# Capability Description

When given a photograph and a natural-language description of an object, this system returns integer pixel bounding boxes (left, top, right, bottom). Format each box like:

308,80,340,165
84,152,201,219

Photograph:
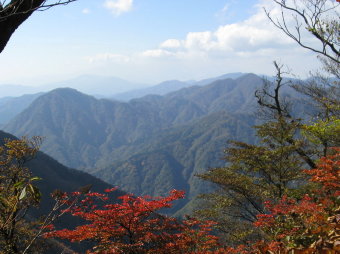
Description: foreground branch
0,0,77,53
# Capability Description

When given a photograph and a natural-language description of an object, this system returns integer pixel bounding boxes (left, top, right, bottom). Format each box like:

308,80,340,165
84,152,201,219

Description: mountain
45,74,149,97
193,72,246,86
4,74,266,213
5,74,263,168
0,93,43,125
112,80,190,101
93,112,256,200
111,72,247,102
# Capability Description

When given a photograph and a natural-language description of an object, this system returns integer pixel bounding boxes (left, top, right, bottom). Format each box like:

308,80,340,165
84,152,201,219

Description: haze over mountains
111,72,246,101
0,72,248,98
0,93,43,125
0,73,249,125
0,75,147,98
3,73,266,213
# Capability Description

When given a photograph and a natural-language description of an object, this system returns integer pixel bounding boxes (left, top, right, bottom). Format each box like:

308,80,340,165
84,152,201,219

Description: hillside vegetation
4,74,267,207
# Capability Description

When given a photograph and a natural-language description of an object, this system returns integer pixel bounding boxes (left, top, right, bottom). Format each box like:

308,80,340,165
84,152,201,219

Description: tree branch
0,0,77,53
265,0,340,64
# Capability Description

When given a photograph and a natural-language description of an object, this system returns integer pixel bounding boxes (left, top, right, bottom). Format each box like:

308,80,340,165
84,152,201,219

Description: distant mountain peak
49,87,80,93
236,73,260,80
41,87,93,100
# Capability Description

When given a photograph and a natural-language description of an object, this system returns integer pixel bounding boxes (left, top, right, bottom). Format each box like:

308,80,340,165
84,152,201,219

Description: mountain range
3,73,266,213
0,73,248,126
112,72,246,101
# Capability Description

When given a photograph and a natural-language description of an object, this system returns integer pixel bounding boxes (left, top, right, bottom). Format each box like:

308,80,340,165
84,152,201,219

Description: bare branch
265,0,340,64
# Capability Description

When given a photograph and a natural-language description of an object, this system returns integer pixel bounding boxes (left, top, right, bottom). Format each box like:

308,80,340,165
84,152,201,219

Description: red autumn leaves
44,189,218,253
44,149,339,253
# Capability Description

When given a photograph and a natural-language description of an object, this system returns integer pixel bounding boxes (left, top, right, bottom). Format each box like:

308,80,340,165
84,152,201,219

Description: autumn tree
44,189,220,254
0,137,43,253
197,0,339,245
0,136,105,253
0,0,77,53
254,148,340,253
196,66,308,244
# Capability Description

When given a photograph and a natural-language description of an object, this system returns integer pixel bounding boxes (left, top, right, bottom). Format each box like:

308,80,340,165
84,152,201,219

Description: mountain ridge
3,73,265,213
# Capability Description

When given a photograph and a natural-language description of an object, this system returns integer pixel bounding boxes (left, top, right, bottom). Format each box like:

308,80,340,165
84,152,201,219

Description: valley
1,73,265,213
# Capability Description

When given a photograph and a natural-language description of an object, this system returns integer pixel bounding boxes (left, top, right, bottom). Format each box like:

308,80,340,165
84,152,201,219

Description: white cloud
184,31,215,51
80,0,327,82
104,0,133,15
141,0,313,61
141,49,174,58
160,39,182,49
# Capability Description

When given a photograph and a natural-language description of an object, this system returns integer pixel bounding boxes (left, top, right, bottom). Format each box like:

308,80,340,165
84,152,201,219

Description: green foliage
252,149,340,253
0,130,123,253
196,119,306,243
195,60,338,244
302,116,340,148
0,137,43,253
197,0,340,245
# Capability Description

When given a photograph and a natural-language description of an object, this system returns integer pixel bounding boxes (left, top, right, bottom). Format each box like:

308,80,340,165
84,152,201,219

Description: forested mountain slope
93,112,256,199
3,74,265,211
4,73,263,167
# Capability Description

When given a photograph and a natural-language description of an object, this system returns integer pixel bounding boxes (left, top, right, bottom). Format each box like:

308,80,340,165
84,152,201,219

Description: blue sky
0,0,325,86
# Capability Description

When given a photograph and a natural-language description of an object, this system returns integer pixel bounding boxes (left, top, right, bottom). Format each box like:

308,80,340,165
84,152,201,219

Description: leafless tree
0,0,77,53
265,0,339,64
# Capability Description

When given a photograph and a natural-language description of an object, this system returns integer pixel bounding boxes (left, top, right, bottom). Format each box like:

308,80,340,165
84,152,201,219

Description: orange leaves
304,148,340,195
253,214,275,228
45,189,218,253
252,148,340,253
44,149,340,252
104,187,118,193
